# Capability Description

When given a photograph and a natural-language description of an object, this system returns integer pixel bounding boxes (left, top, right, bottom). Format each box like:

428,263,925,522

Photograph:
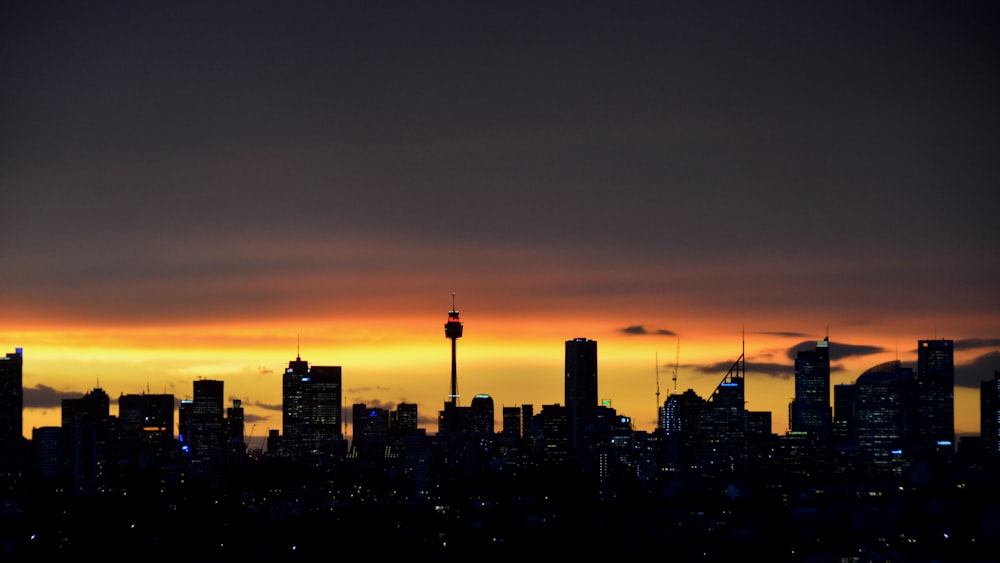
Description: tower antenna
444,292,464,432
297,333,301,361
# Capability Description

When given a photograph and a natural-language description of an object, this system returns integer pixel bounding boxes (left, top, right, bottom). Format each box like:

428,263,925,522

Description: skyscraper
352,403,389,458
916,339,955,457
469,394,494,435
282,354,344,459
981,370,1000,461
117,392,175,466
390,402,419,434
854,360,916,476
791,337,832,443
62,386,111,492
701,352,747,475
0,349,24,459
565,337,598,450
190,378,225,461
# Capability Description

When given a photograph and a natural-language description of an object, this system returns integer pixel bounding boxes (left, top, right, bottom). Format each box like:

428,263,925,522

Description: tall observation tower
444,293,464,431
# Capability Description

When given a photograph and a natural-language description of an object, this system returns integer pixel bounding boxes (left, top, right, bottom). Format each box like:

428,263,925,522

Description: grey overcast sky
2,0,999,435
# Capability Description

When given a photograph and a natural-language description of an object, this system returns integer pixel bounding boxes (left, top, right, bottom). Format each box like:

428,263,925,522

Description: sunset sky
2,1,998,444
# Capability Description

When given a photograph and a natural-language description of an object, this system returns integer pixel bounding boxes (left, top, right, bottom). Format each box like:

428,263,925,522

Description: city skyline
2,2,998,443
5,328,995,443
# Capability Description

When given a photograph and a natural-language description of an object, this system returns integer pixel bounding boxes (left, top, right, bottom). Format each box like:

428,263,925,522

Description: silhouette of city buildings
1,327,998,558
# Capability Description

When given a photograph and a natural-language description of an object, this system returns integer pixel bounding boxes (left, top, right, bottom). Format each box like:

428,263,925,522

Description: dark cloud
23,384,80,409
746,362,792,379
757,331,810,338
253,400,282,412
956,351,1000,389
956,338,1000,351
693,359,746,377
786,341,885,363
620,325,676,336
692,354,851,381
241,413,269,424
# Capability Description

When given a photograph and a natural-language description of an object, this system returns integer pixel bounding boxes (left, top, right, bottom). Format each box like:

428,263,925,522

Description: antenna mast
444,292,464,432
655,352,660,411
672,339,680,394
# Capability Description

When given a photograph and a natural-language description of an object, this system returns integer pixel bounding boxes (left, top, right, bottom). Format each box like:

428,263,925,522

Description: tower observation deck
444,293,463,414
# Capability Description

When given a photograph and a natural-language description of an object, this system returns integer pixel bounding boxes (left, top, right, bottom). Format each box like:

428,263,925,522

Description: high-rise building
916,339,955,457
701,353,747,475
352,403,389,458
282,354,344,459
190,378,225,461
62,387,112,491
0,349,24,458
853,360,916,476
501,406,521,439
390,403,419,434
565,337,597,450
981,370,1000,461
791,338,832,439
469,394,494,435
117,392,175,466
832,382,856,442
226,399,246,462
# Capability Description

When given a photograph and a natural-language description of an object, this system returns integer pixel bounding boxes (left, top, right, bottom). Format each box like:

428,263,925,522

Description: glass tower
916,339,954,457
792,338,832,442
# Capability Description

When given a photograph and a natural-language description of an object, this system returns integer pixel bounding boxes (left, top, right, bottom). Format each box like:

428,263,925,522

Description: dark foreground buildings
1,336,998,559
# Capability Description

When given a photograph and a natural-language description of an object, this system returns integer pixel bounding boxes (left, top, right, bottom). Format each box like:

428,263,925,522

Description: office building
353,403,389,459
469,394,494,434
701,353,747,474
117,392,175,466
0,349,24,461
982,370,1000,461
190,378,225,462
853,360,916,477
282,354,344,459
61,386,112,491
565,337,598,450
791,337,832,439
226,399,246,461
916,339,955,457
390,402,419,434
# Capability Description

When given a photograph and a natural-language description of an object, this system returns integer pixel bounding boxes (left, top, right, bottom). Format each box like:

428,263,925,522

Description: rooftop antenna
655,352,660,411
672,339,680,394
297,333,301,361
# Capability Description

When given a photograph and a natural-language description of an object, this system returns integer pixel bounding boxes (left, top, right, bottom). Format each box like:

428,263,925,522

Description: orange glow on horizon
6,309,992,444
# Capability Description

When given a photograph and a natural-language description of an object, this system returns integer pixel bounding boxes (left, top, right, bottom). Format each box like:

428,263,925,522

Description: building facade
565,337,598,450
916,339,955,458
282,355,344,459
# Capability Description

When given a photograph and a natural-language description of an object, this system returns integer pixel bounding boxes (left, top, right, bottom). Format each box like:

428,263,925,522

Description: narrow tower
444,293,464,432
